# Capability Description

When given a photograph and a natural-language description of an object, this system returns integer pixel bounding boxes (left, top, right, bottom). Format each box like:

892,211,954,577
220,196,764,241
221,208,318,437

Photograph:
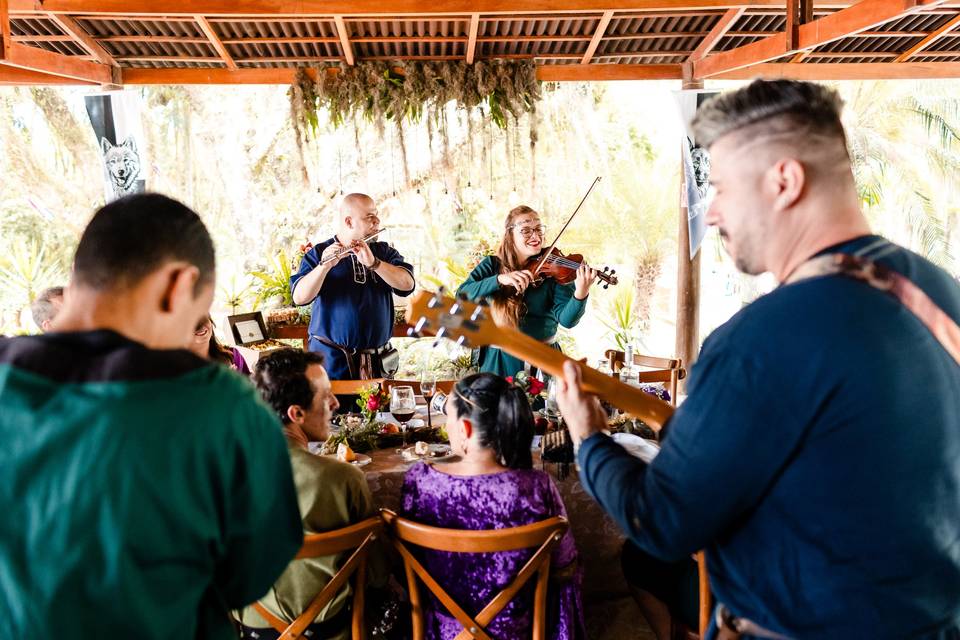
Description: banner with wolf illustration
673,90,719,260
84,91,148,202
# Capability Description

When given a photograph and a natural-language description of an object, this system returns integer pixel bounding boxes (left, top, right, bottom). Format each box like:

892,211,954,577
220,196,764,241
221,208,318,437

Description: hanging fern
289,60,541,139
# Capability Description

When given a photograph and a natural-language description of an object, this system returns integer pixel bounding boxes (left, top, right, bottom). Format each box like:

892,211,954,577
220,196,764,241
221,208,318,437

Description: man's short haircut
253,349,326,425
31,286,64,327
692,79,848,152
72,194,215,293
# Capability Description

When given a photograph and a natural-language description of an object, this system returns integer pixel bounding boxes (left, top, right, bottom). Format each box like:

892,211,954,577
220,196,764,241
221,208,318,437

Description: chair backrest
253,516,383,640
696,551,711,637
330,378,385,396
381,378,456,396
380,509,568,640
604,349,686,406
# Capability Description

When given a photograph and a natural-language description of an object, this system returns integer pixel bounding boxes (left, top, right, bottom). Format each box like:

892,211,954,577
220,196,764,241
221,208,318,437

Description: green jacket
456,255,587,378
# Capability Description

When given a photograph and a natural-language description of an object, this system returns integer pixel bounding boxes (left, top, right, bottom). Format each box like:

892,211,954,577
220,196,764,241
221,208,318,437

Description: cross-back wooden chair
252,516,383,640
330,378,385,396
380,378,457,396
380,509,568,640
605,349,686,405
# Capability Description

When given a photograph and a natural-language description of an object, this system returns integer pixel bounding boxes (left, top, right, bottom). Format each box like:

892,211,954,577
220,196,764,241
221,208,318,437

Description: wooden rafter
2,65,97,83
895,12,960,60
0,41,111,82
466,13,479,64
195,15,237,69
4,0,902,16
581,10,614,64
1,0,10,60
333,15,354,65
687,7,744,61
45,12,117,66
693,0,947,78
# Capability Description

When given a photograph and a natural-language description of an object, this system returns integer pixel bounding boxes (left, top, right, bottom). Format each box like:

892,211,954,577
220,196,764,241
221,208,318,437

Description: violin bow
532,176,602,276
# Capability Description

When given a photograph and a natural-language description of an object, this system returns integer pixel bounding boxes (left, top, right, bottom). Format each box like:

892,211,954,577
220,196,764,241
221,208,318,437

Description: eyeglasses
511,224,546,239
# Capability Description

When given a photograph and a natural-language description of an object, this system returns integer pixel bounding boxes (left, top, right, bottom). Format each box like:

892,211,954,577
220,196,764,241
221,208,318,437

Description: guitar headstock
406,289,498,348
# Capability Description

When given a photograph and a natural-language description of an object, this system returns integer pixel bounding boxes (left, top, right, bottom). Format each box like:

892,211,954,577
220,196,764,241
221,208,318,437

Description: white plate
401,443,454,463
322,453,372,467
611,433,660,464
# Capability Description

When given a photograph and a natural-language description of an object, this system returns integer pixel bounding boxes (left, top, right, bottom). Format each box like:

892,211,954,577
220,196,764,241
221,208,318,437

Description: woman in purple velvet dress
401,373,586,640
190,315,251,375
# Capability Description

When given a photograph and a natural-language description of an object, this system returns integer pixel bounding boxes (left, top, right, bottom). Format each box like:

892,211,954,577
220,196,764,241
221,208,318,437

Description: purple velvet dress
400,462,586,640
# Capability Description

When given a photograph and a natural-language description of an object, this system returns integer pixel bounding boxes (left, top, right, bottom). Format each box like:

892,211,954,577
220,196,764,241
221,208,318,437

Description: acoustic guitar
406,290,675,431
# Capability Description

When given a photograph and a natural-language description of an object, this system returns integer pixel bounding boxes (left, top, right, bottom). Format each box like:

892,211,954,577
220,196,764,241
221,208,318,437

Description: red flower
299,242,314,253
367,397,380,411
505,376,514,383
528,379,545,395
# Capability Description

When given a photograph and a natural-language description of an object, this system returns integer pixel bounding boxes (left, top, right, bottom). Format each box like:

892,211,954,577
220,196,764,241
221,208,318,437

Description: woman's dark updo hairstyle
451,372,534,470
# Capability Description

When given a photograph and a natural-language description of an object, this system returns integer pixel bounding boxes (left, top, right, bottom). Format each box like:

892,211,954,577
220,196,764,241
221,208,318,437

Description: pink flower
367,397,379,411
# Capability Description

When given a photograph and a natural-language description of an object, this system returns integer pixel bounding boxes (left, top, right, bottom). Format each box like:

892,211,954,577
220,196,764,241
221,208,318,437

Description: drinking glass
420,375,437,429
390,386,417,445
545,376,560,418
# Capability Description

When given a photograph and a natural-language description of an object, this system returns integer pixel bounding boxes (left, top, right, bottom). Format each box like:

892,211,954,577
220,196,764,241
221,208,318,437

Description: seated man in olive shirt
237,349,385,639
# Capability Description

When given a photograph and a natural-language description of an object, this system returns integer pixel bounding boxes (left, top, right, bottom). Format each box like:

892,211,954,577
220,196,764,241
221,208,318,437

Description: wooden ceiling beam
693,0,946,77
1,0,10,60
114,55,226,62
0,41,112,82
687,7,744,60
718,60,960,77
895,12,960,60
581,10,614,64
45,12,117,65
98,35,212,43
196,14,237,69
466,12,479,63
4,0,902,16
11,34,78,42
333,14,354,65
1,65,98,83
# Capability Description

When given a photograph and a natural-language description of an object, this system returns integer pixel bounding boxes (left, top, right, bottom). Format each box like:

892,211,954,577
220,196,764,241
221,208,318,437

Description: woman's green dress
456,256,587,378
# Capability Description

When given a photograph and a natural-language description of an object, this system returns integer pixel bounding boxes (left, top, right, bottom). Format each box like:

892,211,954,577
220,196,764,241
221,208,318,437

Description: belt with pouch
312,335,399,379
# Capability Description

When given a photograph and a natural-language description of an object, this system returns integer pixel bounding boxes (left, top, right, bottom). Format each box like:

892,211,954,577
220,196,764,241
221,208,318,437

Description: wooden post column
675,75,703,394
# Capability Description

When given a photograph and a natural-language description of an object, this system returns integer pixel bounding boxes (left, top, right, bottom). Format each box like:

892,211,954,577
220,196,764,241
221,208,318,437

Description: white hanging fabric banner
84,91,148,202
673,90,719,259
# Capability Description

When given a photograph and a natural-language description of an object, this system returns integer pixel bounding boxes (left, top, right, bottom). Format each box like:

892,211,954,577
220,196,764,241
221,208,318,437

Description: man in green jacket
0,194,303,638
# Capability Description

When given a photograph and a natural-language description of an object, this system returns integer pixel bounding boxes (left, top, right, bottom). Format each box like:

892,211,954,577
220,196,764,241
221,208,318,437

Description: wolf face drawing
100,136,141,196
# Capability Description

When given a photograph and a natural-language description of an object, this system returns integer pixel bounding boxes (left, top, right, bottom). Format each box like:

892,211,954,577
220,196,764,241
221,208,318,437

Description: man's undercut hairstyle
31,286,64,327
72,194,215,293
692,79,848,154
253,349,326,425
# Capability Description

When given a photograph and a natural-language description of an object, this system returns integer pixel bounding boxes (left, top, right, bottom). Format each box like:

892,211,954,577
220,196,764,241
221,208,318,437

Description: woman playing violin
456,205,598,378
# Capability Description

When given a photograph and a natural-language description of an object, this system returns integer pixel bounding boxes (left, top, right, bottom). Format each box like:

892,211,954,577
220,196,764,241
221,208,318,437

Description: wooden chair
330,378,385,396
605,349,686,406
380,509,568,640
380,378,456,396
252,516,383,640
696,551,711,637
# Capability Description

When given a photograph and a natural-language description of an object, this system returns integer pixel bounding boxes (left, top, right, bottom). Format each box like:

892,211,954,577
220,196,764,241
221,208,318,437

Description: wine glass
420,375,437,429
390,386,417,445
545,376,560,418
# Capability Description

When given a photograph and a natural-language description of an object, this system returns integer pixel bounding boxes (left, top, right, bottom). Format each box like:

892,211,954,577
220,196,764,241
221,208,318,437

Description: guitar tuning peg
469,307,485,322
414,317,430,333
455,335,470,348
449,302,463,316
610,269,616,275
427,296,441,309
432,326,447,349
602,266,609,272
406,327,421,338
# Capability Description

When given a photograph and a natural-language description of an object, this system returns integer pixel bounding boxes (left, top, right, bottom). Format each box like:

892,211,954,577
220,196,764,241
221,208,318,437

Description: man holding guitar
554,81,960,638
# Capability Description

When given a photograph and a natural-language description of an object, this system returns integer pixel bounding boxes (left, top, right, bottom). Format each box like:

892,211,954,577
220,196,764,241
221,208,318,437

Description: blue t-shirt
578,236,960,638
290,238,413,379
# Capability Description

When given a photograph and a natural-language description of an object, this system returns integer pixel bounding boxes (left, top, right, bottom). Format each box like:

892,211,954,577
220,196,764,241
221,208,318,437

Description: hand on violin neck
574,262,598,300
498,270,535,294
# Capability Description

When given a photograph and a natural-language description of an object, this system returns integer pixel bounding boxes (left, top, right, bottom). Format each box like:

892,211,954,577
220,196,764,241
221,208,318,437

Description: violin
522,176,618,290
523,247,618,289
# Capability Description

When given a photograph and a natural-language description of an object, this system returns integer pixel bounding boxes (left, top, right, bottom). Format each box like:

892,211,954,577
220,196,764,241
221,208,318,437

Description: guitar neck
494,330,673,431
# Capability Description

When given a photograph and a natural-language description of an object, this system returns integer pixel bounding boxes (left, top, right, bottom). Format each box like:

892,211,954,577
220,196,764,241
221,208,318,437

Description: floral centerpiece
506,371,546,405
356,383,391,425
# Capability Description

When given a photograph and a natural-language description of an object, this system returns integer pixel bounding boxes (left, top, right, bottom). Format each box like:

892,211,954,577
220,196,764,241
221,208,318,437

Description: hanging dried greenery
288,60,541,141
